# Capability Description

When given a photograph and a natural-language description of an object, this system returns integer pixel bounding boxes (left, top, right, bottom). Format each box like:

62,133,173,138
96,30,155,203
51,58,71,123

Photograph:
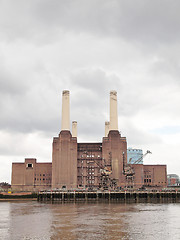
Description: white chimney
105,121,110,137
109,90,118,131
61,90,70,130
72,121,77,137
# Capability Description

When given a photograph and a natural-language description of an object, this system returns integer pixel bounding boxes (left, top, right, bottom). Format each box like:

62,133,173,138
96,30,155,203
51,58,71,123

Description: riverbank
0,192,37,200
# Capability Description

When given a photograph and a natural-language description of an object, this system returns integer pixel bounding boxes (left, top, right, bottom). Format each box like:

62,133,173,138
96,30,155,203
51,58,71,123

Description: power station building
11,91,167,191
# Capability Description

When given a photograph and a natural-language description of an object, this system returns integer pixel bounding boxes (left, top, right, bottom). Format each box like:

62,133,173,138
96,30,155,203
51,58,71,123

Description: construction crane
94,152,118,190
129,150,152,164
124,150,152,189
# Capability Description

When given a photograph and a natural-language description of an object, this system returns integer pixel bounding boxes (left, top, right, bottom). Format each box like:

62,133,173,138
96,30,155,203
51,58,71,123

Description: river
0,201,180,240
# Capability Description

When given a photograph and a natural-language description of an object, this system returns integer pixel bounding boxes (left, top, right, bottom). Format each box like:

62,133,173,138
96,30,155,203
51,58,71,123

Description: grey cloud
150,58,180,85
67,69,122,138
0,62,28,96
71,68,121,96
0,66,118,135
122,120,162,146
1,0,180,46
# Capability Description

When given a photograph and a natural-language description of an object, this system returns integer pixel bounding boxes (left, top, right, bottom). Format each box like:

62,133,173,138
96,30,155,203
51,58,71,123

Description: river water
0,201,180,240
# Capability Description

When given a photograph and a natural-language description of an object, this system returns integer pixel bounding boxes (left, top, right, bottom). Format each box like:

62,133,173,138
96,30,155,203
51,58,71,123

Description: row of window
79,172,96,176
144,179,151,183
87,176,95,179
144,179,167,184
80,155,101,158
35,173,51,177
144,175,151,178
78,176,96,179
87,165,95,168
88,180,95,184
35,178,51,181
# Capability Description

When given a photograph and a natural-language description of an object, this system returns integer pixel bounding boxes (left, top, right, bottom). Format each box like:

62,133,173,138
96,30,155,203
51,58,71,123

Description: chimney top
62,90,70,96
110,90,117,96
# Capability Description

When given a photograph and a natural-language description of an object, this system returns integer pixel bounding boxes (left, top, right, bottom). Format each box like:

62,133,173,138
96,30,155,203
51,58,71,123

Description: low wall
38,191,180,203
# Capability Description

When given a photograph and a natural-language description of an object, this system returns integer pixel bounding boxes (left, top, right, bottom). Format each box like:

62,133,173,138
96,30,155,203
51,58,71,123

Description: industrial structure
11,90,167,191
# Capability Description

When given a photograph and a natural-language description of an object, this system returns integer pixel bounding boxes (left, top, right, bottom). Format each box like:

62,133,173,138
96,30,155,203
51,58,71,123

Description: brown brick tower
52,91,77,190
102,91,127,187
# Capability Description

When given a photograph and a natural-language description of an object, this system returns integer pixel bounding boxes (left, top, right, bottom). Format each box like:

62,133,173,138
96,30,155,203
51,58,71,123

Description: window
27,163,33,168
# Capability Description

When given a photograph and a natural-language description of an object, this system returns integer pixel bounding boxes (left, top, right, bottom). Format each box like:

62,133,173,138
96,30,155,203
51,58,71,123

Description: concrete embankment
38,191,180,203
0,192,37,200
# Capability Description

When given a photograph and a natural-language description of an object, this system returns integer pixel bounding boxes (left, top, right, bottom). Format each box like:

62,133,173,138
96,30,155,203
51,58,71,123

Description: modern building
167,174,180,186
127,148,143,164
11,90,167,191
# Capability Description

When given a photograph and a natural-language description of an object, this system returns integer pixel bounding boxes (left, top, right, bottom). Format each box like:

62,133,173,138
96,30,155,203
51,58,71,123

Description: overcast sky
0,0,180,183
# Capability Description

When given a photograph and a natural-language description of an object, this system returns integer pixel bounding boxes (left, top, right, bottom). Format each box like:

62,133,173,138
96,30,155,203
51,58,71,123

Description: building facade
11,90,167,191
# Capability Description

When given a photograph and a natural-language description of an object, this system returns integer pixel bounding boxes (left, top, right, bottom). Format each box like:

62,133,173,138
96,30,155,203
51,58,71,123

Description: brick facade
11,130,167,191
12,159,52,191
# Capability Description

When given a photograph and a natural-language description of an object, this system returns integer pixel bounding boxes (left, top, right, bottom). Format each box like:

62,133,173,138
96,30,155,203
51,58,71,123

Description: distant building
167,174,180,186
127,148,143,164
0,182,11,192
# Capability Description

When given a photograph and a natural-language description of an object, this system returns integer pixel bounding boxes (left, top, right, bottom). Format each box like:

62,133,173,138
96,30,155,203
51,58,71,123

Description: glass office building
127,148,143,164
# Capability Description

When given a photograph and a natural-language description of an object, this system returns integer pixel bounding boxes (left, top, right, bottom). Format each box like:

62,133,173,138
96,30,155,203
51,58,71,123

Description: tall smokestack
61,90,70,131
72,121,77,137
105,121,110,137
110,90,118,131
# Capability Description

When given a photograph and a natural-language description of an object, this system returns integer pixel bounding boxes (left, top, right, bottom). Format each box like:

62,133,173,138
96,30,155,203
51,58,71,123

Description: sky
0,0,180,183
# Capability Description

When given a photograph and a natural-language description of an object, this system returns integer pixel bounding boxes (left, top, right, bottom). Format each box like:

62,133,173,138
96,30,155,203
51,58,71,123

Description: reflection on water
0,201,180,240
